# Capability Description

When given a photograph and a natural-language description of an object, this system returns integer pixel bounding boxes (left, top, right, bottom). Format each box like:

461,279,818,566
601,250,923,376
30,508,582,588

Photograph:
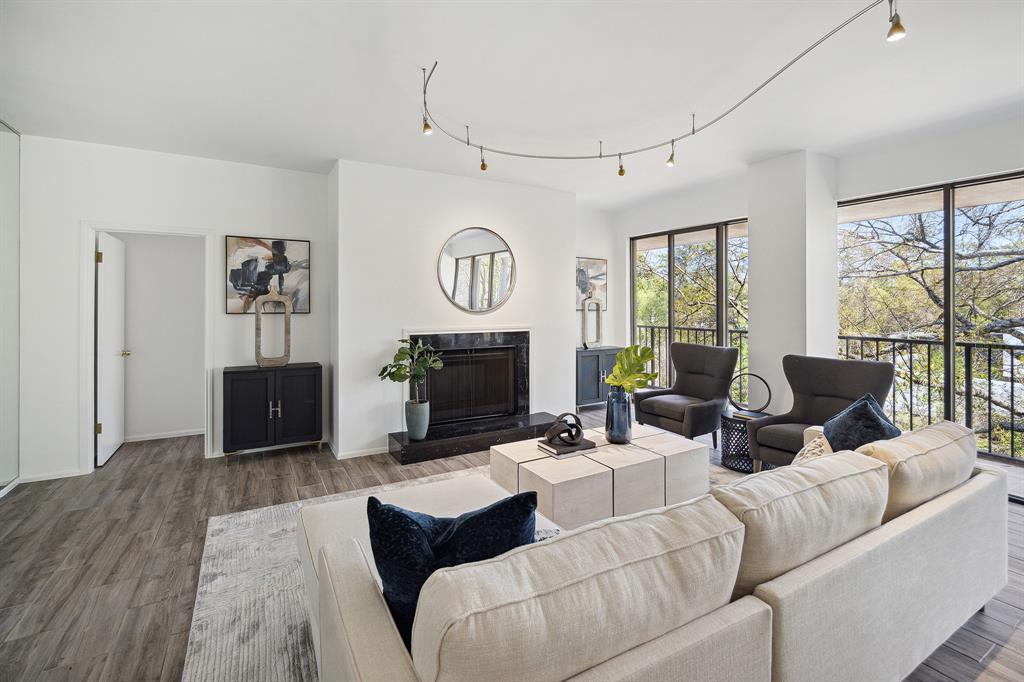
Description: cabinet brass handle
277,400,283,418
269,401,283,419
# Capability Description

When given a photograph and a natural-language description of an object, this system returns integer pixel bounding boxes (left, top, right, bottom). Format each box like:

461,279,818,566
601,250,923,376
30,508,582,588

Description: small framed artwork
225,236,311,314
576,257,607,311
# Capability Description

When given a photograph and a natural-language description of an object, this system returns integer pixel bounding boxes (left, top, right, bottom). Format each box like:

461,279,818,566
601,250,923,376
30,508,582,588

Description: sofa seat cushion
410,494,745,682
711,451,888,597
756,423,811,453
639,393,700,420
856,420,977,522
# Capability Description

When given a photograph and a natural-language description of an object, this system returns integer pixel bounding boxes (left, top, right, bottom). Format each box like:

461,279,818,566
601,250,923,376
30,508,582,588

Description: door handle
120,350,132,357
269,401,282,419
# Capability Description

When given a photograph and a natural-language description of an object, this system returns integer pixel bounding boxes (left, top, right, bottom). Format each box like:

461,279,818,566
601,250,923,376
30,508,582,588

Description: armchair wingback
747,354,895,468
634,342,739,444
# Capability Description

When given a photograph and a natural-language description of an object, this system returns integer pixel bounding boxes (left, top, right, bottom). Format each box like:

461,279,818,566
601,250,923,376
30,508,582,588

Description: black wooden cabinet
576,346,623,408
223,362,322,454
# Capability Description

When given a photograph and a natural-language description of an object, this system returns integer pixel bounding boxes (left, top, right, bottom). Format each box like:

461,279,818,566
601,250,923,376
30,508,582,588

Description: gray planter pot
406,400,430,441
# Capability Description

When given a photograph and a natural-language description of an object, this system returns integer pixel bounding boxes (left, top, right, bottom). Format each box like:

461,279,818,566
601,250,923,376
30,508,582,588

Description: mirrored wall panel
0,120,19,490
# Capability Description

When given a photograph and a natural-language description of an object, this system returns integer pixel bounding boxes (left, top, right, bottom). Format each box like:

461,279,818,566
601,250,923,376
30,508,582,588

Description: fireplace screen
425,347,516,424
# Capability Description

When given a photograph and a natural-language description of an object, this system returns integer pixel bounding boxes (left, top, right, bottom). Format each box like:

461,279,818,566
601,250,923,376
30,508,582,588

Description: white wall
19,137,328,480
574,206,622,347
114,232,205,441
836,106,1024,201
747,151,837,412
334,160,577,457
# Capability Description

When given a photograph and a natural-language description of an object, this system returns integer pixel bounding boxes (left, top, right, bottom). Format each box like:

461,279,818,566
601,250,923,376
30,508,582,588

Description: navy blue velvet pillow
366,491,537,648
823,393,900,451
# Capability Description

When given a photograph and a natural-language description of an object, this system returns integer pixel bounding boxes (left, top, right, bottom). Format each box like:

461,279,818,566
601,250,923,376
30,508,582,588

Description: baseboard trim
124,429,205,443
0,478,20,500
17,468,88,483
338,446,389,459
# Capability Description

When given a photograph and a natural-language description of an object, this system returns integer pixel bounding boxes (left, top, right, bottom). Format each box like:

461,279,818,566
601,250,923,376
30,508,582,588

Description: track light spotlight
618,154,625,177
479,146,487,172
422,115,433,135
886,0,906,41
666,140,675,167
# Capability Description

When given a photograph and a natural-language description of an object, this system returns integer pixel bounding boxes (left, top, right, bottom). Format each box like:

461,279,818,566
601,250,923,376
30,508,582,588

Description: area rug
182,461,742,681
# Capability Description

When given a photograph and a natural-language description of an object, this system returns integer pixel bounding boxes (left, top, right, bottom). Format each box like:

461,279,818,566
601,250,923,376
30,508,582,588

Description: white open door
96,232,126,466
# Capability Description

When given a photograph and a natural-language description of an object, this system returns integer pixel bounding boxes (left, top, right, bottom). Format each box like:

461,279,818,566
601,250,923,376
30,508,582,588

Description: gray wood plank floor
0,408,1020,682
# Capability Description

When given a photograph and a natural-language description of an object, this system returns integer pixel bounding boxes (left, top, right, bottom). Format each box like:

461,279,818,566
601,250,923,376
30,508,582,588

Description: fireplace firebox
388,330,552,464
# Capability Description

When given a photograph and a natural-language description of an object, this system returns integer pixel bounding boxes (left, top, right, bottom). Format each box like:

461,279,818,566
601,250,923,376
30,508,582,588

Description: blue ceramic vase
605,386,632,444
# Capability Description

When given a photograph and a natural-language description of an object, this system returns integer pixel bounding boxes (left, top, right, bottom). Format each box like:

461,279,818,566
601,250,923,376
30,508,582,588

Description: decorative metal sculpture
254,285,292,368
544,412,584,446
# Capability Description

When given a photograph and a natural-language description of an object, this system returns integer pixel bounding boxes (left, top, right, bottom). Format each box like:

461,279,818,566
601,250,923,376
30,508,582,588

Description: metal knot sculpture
544,412,584,446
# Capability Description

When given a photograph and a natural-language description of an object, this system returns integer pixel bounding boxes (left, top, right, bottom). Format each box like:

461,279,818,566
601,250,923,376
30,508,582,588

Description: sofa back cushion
711,451,888,597
856,420,976,522
410,494,744,682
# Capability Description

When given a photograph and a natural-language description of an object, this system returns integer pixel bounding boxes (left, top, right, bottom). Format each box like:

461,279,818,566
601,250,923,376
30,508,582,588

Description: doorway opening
94,231,206,466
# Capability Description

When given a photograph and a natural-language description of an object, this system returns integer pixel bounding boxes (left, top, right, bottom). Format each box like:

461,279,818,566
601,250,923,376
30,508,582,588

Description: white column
747,151,837,413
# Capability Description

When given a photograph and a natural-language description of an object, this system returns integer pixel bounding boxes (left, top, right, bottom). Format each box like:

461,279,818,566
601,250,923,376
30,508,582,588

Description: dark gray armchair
634,342,739,446
747,354,895,470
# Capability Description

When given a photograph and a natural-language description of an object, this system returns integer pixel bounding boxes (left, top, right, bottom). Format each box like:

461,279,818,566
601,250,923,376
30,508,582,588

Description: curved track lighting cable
421,0,894,164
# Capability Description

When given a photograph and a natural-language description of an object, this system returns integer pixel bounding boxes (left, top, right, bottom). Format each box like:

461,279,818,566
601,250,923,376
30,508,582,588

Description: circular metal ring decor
729,373,771,413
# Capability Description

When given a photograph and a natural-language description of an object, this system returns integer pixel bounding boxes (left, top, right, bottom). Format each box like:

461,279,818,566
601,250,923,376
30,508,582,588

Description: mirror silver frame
436,226,516,314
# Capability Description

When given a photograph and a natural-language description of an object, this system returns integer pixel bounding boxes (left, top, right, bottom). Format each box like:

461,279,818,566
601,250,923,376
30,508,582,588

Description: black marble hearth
388,412,556,464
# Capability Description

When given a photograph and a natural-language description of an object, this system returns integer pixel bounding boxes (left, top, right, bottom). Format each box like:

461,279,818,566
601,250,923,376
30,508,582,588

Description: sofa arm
803,425,825,445
634,387,676,405
317,541,419,682
681,399,726,437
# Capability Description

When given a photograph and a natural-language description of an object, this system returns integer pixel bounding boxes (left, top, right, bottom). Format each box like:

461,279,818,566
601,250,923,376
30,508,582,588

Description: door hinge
95,422,102,434
95,251,103,263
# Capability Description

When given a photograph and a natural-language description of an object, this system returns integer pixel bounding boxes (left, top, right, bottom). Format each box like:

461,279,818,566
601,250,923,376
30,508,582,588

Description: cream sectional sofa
299,423,1007,682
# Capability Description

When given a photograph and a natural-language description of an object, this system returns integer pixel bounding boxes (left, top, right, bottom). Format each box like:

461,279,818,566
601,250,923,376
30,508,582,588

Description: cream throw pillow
791,434,833,465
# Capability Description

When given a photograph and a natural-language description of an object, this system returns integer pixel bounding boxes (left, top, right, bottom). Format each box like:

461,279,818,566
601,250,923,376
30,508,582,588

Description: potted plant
379,338,444,441
604,345,658,444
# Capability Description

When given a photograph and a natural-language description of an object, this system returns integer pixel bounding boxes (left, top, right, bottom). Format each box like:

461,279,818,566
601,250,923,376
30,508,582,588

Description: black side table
720,409,776,473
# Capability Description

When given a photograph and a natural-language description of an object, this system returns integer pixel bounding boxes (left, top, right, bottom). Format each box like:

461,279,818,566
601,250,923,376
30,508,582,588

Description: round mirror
437,227,516,313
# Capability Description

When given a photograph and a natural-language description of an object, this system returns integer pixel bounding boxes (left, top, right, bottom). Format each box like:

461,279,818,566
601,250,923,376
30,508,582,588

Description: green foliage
605,345,659,393
378,338,443,403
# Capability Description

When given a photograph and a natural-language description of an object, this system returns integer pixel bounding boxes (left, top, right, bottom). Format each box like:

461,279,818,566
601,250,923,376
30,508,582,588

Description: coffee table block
635,432,710,504
518,456,613,529
586,444,665,515
583,423,665,448
490,439,549,493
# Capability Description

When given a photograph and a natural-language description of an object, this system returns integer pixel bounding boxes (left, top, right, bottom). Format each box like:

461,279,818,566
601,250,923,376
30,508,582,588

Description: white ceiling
2,1,1022,210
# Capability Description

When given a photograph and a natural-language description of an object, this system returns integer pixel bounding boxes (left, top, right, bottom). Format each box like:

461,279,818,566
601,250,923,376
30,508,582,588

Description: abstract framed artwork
576,257,607,311
225,236,311,314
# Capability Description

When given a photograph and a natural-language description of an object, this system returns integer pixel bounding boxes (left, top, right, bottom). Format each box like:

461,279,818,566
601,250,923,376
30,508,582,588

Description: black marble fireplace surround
387,330,555,464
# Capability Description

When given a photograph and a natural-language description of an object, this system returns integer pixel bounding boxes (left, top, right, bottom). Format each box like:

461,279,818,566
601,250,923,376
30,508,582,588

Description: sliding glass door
631,220,748,392
838,172,1023,473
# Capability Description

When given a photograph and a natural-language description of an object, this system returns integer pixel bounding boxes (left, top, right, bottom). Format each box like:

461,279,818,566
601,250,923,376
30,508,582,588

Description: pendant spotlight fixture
886,0,906,42
420,0,904,174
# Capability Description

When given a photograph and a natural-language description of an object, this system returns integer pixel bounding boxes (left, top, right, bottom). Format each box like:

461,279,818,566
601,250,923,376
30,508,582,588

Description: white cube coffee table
518,456,613,530
586,444,665,516
491,425,709,528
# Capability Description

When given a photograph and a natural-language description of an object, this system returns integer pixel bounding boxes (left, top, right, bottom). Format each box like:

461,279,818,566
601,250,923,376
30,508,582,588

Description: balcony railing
634,325,1022,461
